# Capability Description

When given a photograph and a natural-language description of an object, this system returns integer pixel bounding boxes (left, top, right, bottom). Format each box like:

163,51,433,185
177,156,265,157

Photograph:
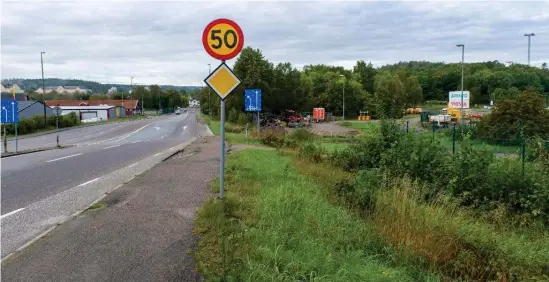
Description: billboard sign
448,91,470,109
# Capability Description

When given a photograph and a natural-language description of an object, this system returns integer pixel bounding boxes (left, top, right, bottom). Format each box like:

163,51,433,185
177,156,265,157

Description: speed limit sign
202,18,244,61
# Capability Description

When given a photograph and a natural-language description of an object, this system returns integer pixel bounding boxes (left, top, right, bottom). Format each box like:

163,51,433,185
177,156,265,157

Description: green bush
228,108,239,123
448,141,494,205
236,113,248,125
19,118,37,134
224,123,244,133
32,115,47,130
288,128,316,142
298,142,326,162
259,128,285,148
380,133,451,186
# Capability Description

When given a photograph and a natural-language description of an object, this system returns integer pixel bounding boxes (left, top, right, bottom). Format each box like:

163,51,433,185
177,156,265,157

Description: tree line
199,47,549,119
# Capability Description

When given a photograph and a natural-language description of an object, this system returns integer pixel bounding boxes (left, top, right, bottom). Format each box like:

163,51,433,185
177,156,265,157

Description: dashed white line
183,126,188,130
77,177,101,187
128,162,139,168
154,152,162,157
103,144,121,150
45,153,83,163
1,208,25,219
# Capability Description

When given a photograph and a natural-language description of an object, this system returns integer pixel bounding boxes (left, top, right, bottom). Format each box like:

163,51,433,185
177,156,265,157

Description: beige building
35,86,90,94
1,83,24,94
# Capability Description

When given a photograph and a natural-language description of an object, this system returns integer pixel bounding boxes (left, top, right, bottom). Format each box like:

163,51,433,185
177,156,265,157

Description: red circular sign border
202,18,244,61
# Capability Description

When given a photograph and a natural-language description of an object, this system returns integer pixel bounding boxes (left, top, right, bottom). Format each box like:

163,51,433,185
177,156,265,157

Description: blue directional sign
244,89,262,112
1,100,19,124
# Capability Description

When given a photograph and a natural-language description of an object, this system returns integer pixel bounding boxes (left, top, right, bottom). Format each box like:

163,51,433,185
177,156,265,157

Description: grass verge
195,149,439,281
201,114,263,145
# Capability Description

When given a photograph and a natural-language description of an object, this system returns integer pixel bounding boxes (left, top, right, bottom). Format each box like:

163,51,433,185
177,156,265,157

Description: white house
189,99,200,108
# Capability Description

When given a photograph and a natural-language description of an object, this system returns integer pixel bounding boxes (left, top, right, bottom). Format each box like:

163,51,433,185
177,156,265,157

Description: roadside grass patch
194,149,438,281
202,114,262,145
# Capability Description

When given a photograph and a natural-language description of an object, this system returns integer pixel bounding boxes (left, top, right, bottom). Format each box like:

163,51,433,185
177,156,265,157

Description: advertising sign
448,91,470,109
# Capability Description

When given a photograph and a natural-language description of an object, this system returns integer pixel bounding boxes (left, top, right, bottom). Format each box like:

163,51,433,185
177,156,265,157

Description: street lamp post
208,64,211,117
456,44,465,123
41,52,46,125
524,33,535,66
130,76,134,115
340,74,345,121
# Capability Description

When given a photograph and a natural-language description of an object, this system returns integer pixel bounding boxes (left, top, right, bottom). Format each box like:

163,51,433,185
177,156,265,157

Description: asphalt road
1,109,200,258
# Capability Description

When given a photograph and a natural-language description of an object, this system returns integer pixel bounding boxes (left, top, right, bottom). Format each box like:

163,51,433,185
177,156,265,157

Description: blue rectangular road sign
1,100,19,124
244,89,262,112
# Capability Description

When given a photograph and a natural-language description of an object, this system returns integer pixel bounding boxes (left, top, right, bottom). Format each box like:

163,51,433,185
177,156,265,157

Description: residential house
1,93,28,101
36,86,65,94
46,99,141,116
64,86,90,94
35,86,90,94
189,98,200,108
107,87,117,95
1,83,24,94
18,101,53,120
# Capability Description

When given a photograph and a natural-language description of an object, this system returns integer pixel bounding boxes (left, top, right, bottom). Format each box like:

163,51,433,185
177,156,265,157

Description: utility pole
208,64,211,117
130,76,134,116
524,33,535,66
340,74,345,121
456,44,465,124
41,52,46,125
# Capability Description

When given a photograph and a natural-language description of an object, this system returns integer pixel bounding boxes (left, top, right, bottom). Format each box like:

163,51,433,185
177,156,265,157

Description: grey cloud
2,1,549,86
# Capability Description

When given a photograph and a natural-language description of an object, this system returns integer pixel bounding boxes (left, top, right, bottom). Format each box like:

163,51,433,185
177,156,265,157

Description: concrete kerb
1,145,74,159
0,136,197,264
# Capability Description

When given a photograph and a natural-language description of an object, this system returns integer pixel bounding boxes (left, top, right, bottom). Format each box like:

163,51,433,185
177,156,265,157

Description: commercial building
54,105,126,122
46,99,140,116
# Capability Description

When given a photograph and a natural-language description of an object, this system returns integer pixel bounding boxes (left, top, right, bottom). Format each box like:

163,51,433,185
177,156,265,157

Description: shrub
477,89,549,140
32,115,47,130
485,157,549,224
288,128,316,142
329,135,384,171
224,123,244,133
236,113,249,125
448,141,494,206
298,142,326,162
18,118,37,134
526,136,549,168
380,133,451,186
259,128,285,148
228,108,239,123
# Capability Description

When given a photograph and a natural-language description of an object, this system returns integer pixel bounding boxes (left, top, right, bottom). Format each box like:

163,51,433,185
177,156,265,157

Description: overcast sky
1,0,548,86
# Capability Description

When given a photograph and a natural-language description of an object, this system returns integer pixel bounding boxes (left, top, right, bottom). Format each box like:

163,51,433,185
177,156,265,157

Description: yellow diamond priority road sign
204,62,241,100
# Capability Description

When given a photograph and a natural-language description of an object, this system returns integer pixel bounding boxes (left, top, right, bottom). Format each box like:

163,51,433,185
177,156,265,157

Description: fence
409,120,549,179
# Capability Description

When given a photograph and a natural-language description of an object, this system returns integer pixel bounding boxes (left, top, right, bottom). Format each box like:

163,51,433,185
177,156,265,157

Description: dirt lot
310,121,359,137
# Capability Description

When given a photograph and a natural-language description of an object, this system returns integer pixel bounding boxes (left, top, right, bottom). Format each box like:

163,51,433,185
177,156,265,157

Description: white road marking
45,153,83,163
77,177,101,187
1,208,25,219
103,144,121,150
128,162,139,168
183,126,188,130
154,126,160,131
154,152,162,156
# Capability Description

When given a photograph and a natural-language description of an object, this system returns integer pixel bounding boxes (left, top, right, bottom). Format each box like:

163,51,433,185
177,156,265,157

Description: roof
64,86,78,90
1,93,27,101
45,86,62,90
45,99,139,109
17,101,49,112
57,105,115,110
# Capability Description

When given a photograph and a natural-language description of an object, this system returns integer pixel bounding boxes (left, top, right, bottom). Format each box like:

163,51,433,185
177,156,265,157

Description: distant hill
1,78,200,94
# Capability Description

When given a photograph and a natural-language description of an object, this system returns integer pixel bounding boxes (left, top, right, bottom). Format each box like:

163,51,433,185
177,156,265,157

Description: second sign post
202,18,244,199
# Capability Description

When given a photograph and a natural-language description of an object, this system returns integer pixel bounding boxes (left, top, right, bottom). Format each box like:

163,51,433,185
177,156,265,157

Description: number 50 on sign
202,18,244,61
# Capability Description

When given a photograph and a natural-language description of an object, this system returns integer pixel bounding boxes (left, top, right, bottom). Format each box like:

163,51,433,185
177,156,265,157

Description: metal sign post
15,123,18,152
1,100,19,153
219,99,226,199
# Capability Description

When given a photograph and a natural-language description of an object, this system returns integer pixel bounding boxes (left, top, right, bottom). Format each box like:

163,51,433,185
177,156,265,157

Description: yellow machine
444,105,470,121
358,110,371,121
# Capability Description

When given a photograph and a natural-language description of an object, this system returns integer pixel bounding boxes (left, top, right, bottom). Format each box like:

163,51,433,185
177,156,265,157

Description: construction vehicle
443,105,470,121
